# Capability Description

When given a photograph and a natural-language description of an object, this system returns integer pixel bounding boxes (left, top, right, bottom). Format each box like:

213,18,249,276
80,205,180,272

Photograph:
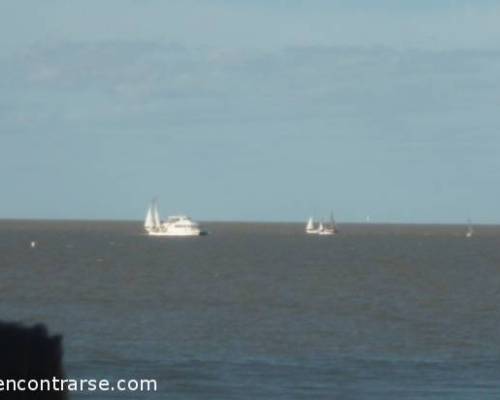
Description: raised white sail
466,219,474,238
144,203,155,230
306,217,314,231
152,200,161,228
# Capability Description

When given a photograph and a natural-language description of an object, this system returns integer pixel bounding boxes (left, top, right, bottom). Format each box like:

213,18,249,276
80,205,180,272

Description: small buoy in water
30,241,37,248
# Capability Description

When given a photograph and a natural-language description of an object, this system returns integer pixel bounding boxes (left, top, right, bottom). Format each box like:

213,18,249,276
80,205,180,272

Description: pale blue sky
1,1,499,222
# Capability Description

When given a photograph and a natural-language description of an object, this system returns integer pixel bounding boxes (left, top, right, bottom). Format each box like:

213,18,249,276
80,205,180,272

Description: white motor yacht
144,199,207,237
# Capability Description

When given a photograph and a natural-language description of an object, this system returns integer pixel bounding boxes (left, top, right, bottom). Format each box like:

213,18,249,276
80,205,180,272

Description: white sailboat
465,219,474,238
318,221,324,232
144,199,207,237
306,213,338,236
305,217,317,234
318,213,338,235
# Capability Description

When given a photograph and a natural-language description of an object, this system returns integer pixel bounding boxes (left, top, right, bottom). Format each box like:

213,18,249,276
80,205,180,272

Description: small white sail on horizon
144,202,155,230
152,200,161,228
306,217,315,232
466,219,474,238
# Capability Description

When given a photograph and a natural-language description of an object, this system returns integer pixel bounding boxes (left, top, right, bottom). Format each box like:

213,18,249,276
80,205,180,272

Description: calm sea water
1,220,500,399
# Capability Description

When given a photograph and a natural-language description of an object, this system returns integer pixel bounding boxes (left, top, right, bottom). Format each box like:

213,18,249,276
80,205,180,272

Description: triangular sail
306,217,314,231
466,219,474,237
153,200,161,227
144,203,155,229
318,222,324,231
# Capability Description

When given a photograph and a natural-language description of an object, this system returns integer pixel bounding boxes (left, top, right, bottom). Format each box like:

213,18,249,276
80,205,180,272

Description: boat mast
152,198,161,228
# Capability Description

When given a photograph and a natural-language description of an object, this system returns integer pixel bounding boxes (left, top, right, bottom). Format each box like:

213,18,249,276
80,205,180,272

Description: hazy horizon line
0,217,491,227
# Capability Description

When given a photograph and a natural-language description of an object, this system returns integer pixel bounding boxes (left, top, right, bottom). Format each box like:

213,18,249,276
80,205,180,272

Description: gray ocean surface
1,220,500,399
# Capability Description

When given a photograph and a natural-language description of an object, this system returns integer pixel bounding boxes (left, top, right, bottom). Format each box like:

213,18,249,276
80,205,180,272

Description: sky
1,0,500,223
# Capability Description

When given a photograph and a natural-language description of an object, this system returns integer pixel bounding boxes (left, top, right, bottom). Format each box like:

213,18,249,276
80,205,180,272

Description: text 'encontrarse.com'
0,378,158,393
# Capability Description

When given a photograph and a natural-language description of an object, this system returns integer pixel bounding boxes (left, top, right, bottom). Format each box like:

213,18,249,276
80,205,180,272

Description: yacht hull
146,230,205,237
318,230,337,236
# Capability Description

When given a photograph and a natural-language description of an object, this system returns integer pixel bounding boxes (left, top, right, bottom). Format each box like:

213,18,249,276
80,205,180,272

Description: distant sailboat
465,219,474,238
318,212,338,235
326,212,339,234
305,217,316,234
306,212,338,236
